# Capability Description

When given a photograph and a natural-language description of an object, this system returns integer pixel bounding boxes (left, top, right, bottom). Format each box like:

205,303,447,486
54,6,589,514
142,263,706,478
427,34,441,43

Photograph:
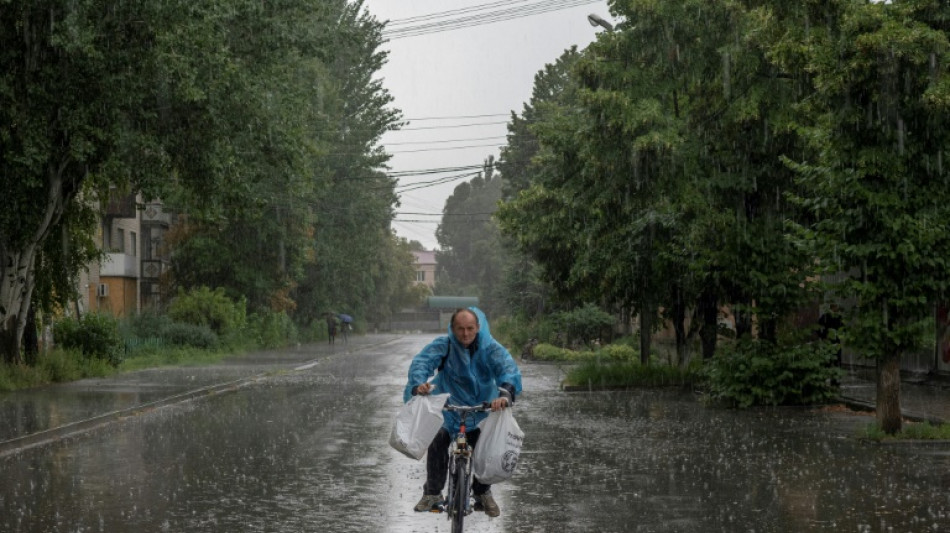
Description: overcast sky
360,0,614,251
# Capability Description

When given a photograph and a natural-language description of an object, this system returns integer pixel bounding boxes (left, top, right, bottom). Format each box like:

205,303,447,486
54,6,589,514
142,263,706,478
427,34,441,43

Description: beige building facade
411,250,437,290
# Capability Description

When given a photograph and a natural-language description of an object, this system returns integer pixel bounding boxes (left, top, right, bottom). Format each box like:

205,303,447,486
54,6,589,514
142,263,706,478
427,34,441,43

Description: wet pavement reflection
1,335,949,532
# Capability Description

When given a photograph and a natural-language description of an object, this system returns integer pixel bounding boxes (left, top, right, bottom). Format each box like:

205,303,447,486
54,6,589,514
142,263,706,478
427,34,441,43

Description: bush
703,338,841,408
493,314,560,351
553,303,614,347
531,342,584,361
247,310,297,348
53,313,122,366
123,311,175,338
598,343,639,362
168,286,246,340
161,322,219,349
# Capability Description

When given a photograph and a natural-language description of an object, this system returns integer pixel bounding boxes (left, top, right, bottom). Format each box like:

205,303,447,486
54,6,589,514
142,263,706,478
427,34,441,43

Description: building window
130,231,137,257
416,271,425,282
116,228,125,253
102,221,111,250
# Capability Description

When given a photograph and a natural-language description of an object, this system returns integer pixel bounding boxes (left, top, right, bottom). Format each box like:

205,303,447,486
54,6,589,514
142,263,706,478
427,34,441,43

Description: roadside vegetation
863,421,950,442
0,287,338,392
1,1,421,385
495,306,840,405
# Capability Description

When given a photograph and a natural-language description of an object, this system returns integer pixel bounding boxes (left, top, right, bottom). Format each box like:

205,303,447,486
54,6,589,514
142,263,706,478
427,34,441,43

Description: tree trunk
699,290,718,360
639,305,652,365
23,304,39,366
0,172,69,363
0,246,39,365
735,305,753,338
620,306,633,336
876,351,903,434
671,290,689,368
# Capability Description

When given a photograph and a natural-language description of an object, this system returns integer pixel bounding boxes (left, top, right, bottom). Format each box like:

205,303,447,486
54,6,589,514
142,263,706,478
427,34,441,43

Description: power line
396,211,496,216
382,0,598,37
382,0,601,40
403,113,511,121
398,121,508,131
385,135,506,146
395,171,483,192
387,164,487,177
386,0,535,26
389,143,504,154
394,218,492,224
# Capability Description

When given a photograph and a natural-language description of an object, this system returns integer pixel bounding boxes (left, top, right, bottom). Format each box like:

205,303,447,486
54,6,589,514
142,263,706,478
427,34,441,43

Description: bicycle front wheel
451,458,468,533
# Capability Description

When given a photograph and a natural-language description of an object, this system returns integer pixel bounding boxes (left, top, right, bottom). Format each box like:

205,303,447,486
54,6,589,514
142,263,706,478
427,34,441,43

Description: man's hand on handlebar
489,397,509,411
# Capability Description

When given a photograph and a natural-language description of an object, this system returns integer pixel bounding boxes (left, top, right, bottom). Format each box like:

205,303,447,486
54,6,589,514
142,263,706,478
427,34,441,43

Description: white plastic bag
472,408,525,484
389,393,450,460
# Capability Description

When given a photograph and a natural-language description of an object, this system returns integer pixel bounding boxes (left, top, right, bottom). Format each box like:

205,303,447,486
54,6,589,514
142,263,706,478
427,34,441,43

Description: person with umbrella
325,313,338,345
338,313,353,344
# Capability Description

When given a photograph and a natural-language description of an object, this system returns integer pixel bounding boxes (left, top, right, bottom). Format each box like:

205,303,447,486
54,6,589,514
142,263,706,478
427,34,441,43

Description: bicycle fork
445,422,473,517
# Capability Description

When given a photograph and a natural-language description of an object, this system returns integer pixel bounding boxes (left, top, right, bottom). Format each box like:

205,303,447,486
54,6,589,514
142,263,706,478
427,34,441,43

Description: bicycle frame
442,403,489,533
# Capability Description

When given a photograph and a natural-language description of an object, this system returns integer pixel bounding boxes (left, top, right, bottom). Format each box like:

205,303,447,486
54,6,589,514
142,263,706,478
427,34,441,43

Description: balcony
141,203,173,226
105,192,137,218
101,253,139,278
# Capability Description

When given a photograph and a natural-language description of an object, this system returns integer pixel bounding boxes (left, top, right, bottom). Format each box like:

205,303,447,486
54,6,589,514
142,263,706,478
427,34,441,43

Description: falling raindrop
722,52,731,99
897,117,905,155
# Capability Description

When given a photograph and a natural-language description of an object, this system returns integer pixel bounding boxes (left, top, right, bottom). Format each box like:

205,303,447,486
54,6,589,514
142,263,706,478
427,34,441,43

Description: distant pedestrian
326,314,338,345
338,314,353,344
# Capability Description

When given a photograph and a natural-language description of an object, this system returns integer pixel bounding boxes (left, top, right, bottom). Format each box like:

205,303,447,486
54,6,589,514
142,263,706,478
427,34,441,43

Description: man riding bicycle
404,306,523,517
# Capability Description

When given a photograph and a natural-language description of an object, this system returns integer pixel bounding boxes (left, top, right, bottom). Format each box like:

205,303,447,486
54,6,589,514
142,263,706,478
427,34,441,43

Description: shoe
414,493,443,512
473,492,500,517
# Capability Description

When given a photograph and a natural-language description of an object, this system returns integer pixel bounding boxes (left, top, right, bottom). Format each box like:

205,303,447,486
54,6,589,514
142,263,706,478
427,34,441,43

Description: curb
837,396,946,425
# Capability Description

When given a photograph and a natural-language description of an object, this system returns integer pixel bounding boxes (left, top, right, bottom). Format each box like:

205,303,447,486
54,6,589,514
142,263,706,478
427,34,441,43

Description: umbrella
338,314,353,324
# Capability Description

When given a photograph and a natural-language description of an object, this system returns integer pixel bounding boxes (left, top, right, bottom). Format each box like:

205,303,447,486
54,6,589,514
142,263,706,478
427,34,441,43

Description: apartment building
79,193,173,317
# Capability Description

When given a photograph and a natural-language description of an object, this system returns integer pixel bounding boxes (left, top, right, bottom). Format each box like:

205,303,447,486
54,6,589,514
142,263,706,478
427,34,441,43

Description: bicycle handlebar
442,402,492,414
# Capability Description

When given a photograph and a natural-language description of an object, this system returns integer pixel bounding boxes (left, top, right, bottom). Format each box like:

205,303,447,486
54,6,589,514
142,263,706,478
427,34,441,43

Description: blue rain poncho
403,307,523,433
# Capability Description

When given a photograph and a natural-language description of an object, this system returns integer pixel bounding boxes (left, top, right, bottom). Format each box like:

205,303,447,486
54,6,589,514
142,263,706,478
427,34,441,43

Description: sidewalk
837,368,950,424
0,335,399,457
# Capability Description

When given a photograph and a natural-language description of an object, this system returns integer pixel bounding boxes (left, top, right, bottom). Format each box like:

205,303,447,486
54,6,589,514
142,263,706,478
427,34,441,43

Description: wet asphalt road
2,334,950,532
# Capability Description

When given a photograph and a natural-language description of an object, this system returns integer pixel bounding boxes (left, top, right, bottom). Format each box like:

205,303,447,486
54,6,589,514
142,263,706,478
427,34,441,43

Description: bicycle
436,401,491,533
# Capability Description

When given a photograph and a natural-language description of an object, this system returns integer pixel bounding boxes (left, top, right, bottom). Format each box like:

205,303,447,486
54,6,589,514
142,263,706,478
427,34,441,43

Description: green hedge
247,310,297,348
168,286,246,340
53,313,122,366
703,338,842,407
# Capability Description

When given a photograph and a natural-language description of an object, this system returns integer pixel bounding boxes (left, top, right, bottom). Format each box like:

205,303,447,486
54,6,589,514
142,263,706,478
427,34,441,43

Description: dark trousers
424,428,490,496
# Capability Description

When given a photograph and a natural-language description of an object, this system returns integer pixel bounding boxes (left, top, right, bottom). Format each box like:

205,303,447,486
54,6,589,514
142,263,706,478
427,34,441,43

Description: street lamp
587,13,614,32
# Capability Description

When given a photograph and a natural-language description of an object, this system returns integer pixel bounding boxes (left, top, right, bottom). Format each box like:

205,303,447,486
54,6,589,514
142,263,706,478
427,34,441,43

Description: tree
499,1,818,366
0,0,404,363
496,47,603,317
0,0,173,363
776,0,950,433
167,0,403,321
435,159,506,316
496,48,581,319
